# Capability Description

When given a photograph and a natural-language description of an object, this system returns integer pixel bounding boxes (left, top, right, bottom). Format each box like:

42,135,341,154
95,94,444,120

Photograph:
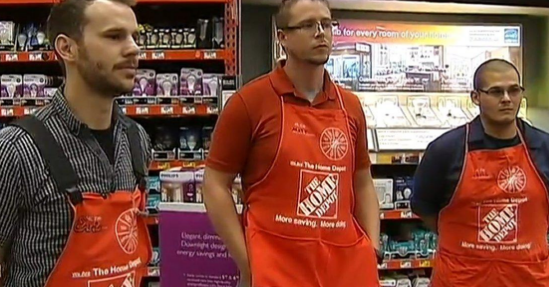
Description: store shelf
370,152,423,165
378,259,434,270
138,0,229,3
0,49,228,63
0,0,53,4
0,103,217,118
380,209,419,220
150,160,203,171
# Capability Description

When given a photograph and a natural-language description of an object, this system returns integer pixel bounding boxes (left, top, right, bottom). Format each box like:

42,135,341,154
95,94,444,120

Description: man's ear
471,90,480,106
54,34,78,64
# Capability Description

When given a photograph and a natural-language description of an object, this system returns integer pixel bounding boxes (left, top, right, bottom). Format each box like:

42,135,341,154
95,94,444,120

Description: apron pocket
431,252,493,287
322,237,380,287
246,227,320,287
494,256,549,287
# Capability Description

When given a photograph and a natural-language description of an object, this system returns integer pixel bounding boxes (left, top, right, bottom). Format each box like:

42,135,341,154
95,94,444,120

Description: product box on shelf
394,177,413,210
22,74,46,98
374,178,394,210
133,69,156,98
0,21,15,51
150,247,161,266
380,277,397,287
1,74,23,99
407,96,441,127
413,277,431,287
394,275,412,287
180,68,203,96
156,73,179,97
436,96,468,127
152,126,177,161
202,73,222,98
178,126,202,161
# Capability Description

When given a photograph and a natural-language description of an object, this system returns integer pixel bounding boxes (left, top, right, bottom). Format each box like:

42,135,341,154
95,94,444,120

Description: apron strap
126,121,146,190
10,115,82,205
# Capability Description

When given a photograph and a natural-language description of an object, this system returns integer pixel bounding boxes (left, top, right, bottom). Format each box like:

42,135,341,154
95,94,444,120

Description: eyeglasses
478,86,525,98
282,19,339,35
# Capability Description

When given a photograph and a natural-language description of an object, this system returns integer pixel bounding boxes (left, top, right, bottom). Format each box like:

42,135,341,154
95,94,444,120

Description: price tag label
138,52,147,59
152,51,165,59
379,212,385,220
5,53,18,62
378,262,387,269
400,210,412,219
400,260,412,269
29,53,42,61
157,162,171,170
23,108,31,115
136,107,149,115
161,106,173,114
204,51,217,59
419,260,432,268
183,105,195,114
0,108,9,117
121,107,127,114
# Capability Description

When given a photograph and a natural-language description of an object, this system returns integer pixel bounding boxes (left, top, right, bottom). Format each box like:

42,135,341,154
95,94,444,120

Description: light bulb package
394,176,413,209
133,69,156,97
160,170,195,203
0,21,15,51
23,74,46,98
180,68,203,96
202,74,221,98
178,126,202,160
156,73,179,97
1,75,23,99
437,97,468,127
407,96,440,127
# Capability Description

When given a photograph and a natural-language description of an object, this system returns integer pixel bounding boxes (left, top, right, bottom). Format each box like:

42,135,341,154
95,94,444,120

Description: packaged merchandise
201,126,214,153
159,169,195,203
194,168,204,203
412,277,430,287
0,21,15,51
178,126,202,160
1,75,23,98
202,74,221,97
394,177,413,209
146,194,161,214
147,176,161,194
150,247,160,266
395,275,412,287
232,176,242,204
152,126,177,160
380,277,397,287
23,74,46,98
374,178,394,210
180,68,203,96
156,73,179,97
133,69,156,97
44,87,57,98
19,23,49,51
196,19,212,49
212,17,224,49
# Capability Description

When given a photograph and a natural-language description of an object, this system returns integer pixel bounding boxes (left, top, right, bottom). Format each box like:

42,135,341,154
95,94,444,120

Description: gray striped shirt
0,88,151,287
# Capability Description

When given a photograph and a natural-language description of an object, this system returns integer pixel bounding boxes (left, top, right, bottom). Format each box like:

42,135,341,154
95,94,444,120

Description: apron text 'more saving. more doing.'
432,123,549,287
10,116,152,287
242,83,380,287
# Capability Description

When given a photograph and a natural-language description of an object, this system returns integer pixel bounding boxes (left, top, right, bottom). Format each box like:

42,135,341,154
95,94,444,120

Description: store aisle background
241,3,549,130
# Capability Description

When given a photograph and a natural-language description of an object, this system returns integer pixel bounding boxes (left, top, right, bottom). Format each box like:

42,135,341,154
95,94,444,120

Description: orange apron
243,84,379,287
11,115,152,287
432,122,549,287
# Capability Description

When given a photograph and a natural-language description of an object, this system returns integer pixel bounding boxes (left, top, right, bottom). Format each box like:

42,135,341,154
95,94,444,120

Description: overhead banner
273,20,523,93
333,21,521,47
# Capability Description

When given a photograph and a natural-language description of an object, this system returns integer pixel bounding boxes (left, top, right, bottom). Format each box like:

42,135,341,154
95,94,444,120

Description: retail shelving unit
0,0,240,286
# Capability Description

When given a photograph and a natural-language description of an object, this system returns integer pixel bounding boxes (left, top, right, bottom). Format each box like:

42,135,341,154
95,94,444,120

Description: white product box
374,178,394,210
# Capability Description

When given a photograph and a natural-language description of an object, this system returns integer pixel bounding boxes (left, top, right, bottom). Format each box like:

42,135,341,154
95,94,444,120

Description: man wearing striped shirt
0,0,152,286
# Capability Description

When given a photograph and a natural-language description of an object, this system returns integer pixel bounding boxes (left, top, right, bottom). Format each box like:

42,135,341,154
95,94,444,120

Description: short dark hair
473,58,521,90
46,0,136,74
275,0,330,29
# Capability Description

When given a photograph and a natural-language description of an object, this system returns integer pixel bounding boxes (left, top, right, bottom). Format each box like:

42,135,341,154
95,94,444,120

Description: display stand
158,203,242,287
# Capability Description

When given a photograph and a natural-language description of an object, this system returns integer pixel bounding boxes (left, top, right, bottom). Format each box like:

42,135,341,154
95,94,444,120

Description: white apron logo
115,209,139,254
497,166,526,193
320,127,349,161
88,271,135,287
297,170,339,219
478,204,518,244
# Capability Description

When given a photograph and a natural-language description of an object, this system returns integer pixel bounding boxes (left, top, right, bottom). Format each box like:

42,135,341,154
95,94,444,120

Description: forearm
355,182,380,250
203,187,249,272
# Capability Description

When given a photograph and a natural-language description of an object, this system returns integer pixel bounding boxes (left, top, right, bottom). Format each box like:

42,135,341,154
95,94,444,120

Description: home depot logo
297,170,339,219
478,204,518,244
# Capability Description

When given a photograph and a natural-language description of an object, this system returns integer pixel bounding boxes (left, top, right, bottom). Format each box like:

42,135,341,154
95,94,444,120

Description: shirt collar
469,116,542,149
51,85,130,134
268,60,337,101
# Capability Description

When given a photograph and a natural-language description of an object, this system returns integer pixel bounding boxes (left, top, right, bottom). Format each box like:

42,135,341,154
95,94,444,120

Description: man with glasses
412,58,549,286
203,0,381,286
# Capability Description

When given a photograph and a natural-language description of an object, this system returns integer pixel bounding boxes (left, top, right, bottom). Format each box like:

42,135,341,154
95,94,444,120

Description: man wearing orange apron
203,1,381,286
0,0,152,286
10,116,153,287
412,59,549,286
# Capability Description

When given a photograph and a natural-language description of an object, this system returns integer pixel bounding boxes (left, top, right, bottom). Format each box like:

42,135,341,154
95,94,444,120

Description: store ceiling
243,0,549,16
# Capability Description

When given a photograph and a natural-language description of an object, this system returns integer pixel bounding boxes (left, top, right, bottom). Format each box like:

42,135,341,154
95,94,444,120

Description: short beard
76,47,131,98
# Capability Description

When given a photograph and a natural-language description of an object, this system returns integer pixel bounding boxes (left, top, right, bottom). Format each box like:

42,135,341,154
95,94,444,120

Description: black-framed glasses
282,19,339,35
478,86,525,98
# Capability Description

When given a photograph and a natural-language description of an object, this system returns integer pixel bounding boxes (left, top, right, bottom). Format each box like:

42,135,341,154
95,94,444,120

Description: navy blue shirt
411,116,549,217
